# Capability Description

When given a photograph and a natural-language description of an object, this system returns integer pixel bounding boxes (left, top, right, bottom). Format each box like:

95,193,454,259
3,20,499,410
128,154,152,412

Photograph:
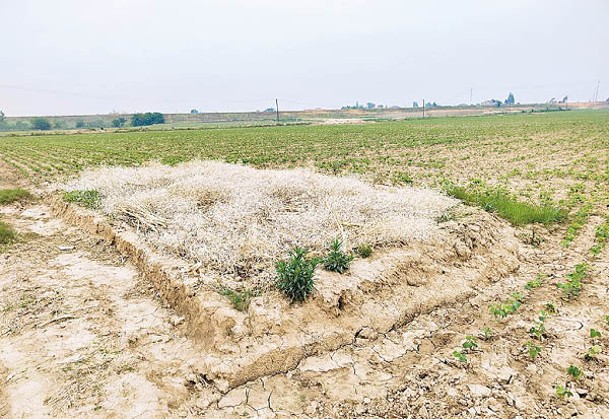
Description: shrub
276,247,318,302
63,189,101,209
0,188,32,205
322,239,354,273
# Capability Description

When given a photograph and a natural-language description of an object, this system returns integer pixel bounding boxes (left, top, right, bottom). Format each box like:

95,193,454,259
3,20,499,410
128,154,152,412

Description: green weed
0,188,32,205
446,184,564,226
0,220,17,246
63,189,102,209
322,239,353,273
355,243,373,258
276,247,318,302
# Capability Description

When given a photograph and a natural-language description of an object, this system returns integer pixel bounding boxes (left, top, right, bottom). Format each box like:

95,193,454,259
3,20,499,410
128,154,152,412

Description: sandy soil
1,160,609,418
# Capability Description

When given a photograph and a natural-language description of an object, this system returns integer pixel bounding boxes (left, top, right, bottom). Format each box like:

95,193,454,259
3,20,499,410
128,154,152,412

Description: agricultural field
1,109,609,417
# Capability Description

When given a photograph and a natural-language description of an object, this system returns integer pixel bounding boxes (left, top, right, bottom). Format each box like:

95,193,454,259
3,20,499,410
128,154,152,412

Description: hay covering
63,161,456,288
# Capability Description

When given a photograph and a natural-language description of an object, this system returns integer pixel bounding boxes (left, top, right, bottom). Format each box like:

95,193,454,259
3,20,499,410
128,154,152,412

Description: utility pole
593,81,600,103
422,99,425,118
470,88,473,106
275,98,280,124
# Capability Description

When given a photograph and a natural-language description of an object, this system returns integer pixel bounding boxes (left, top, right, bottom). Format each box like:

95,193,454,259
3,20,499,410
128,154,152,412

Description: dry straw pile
63,161,456,287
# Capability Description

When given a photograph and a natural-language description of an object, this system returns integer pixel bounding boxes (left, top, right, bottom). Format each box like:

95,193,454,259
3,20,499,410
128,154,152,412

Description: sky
1,0,607,116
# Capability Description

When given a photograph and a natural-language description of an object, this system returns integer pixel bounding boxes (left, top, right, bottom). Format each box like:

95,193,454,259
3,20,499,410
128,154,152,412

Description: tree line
0,111,166,131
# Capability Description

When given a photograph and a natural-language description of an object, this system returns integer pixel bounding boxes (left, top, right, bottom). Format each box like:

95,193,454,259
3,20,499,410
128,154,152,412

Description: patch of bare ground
0,197,204,416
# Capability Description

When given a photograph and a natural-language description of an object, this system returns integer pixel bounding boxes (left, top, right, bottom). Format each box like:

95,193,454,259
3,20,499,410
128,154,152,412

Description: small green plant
604,315,609,326
276,247,318,302
489,292,524,318
525,341,541,359
220,288,258,311
0,220,17,246
322,239,354,273
452,350,468,363
462,335,478,350
481,326,493,340
585,345,602,361
63,189,102,209
544,302,558,314
566,365,583,380
556,263,588,299
561,204,591,247
555,383,573,398
0,188,32,205
525,273,546,290
355,243,372,258
590,328,602,338
590,216,609,256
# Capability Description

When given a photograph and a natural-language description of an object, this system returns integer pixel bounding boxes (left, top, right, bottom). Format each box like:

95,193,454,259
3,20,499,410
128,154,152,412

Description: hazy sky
1,0,607,116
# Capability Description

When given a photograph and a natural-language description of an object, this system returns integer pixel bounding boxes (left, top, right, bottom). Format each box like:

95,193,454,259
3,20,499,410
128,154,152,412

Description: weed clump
0,188,32,205
276,247,318,302
322,239,354,273
356,243,373,258
220,288,258,311
446,183,564,226
63,189,101,209
0,220,17,246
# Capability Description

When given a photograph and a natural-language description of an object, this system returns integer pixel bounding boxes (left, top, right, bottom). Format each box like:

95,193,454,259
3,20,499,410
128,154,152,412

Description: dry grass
62,161,456,287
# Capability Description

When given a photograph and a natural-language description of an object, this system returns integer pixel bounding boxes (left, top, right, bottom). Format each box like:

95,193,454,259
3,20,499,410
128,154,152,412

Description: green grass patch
446,184,564,226
0,220,17,247
63,189,102,209
0,188,32,205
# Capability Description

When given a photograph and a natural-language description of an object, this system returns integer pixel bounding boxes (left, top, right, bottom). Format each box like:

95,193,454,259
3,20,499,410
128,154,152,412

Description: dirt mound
62,161,456,288
51,189,521,397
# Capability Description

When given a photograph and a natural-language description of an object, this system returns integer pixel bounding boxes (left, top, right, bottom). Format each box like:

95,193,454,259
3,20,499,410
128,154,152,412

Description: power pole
275,98,280,124
593,81,600,103
422,99,425,118
470,88,473,106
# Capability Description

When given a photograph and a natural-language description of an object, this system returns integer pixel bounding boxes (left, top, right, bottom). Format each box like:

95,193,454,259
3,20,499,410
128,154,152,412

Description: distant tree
505,92,515,105
131,112,165,127
366,102,375,109
111,117,127,128
75,119,86,128
559,96,568,103
412,101,419,108
53,120,67,129
13,121,29,131
264,107,275,112
548,98,557,104
30,117,52,131
0,110,5,124
190,109,199,114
